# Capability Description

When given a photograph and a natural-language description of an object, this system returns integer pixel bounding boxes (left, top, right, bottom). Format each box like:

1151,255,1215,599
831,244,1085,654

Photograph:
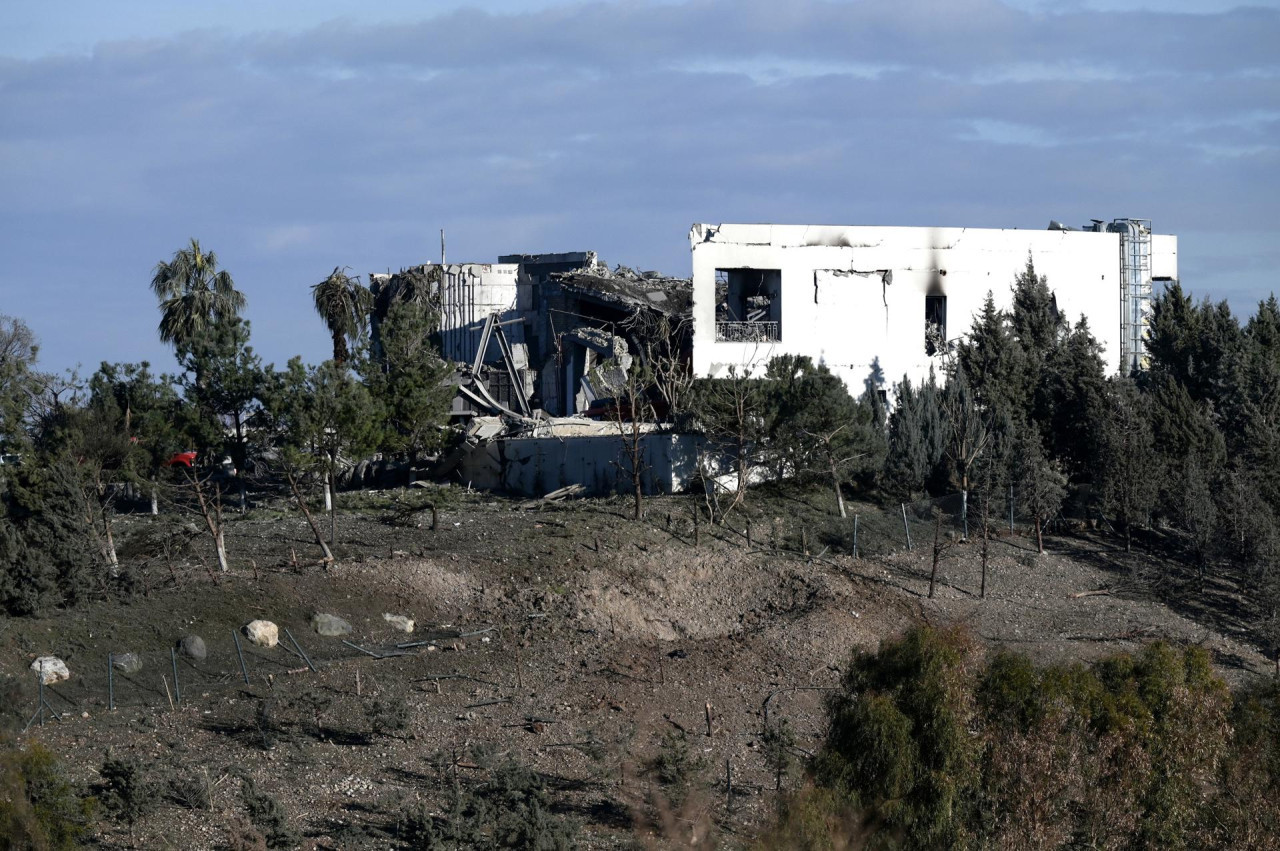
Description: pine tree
1011,426,1066,554
1097,378,1158,552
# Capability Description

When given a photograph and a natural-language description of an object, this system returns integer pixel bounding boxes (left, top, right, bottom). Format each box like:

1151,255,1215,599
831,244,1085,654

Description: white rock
311,613,352,636
383,614,415,633
243,620,279,648
31,656,69,685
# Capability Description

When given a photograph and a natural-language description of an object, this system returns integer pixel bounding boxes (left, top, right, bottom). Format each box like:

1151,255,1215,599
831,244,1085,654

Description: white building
689,220,1178,393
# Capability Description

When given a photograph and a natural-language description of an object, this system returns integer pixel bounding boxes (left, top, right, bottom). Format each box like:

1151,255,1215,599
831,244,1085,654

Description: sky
1,0,1277,376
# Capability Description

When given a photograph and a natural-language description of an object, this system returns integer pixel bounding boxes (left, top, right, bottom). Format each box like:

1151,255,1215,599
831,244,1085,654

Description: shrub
0,742,95,850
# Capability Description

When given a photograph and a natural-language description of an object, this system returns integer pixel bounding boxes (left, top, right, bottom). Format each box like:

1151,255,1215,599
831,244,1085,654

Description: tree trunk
980,514,989,599
830,457,847,519
285,468,334,565
328,466,338,547
1035,516,1044,554
150,475,158,516
929,515,943,599
214,526,229,573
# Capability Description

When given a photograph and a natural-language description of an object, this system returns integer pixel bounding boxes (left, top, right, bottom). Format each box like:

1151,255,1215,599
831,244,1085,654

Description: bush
99,752,157,829
396,750,577,849
240,776,299,850
790,629,1254,850
0,742,95,850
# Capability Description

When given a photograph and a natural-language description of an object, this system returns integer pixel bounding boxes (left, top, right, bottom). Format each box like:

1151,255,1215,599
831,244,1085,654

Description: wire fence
717,484,1107,562
13,618,497,733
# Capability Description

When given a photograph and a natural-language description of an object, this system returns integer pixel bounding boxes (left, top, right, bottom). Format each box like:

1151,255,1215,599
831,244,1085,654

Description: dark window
715,268,782,342
925,294,947,355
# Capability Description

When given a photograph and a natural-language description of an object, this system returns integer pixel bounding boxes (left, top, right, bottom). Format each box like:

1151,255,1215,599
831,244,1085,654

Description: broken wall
458,432,704,497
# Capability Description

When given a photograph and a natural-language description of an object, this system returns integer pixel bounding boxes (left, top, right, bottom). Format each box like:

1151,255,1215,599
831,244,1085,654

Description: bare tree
690,366,766,520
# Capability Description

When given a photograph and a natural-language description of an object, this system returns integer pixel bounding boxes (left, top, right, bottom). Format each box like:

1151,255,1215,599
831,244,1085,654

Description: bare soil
2,486,1272,849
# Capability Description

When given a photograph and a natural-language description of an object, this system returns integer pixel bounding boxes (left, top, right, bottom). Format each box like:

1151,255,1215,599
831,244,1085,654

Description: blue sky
2,0,1277,375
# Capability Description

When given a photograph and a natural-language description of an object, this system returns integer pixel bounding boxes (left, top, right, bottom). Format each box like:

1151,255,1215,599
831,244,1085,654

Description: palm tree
150,239,246,350
312,266,372,365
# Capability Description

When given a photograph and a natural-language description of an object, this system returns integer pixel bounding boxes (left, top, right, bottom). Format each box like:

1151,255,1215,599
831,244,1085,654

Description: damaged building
369,253,698,496
690,220,1178,394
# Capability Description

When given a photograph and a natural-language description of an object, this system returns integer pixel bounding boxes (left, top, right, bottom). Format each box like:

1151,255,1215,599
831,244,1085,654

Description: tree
882,373,947,499
1011,426,1065,554
956,293,1025,424
1097,378,1158,552
689,366,767,519
763,355,883,518
940,363,989,536
0,315,42,452
291,361,380,545
176,317,265,477
312,267,372,366
1042,317,1109,479
363,300,454,467
150,239,245,352
258,359,335,565
1175,452,1217,585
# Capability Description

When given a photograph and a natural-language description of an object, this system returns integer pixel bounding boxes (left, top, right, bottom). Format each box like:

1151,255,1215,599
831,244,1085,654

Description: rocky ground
1,485,1272,849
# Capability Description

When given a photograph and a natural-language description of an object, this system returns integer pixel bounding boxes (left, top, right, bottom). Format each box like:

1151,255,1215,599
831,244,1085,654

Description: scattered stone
382,614,414,633
311,613,352,636
243,620,279,648
178,635,207,661
30,656,69,685
111,653,143,675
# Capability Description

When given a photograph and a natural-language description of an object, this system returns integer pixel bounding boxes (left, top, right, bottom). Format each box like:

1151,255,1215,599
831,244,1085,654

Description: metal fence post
901,504,913,550
108,653,114,711
1009,484,1015,533
171,646,181,705
852,513,859,560
232,630,250,684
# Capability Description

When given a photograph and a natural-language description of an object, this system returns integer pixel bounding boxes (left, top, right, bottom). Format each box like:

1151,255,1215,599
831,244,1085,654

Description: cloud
0,0,1276,373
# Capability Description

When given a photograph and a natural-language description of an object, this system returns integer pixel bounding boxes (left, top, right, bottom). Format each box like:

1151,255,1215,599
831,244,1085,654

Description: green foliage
365,694,410,737
802,629,1249,850
815,626,978,848
1097,377,1158,550
882,373,947,498
398,752,577,850
762,718,798,791
362,299,454,463
312,266,372,365
0,457,98,614
151,238,246,351
99,752,157,828
239,776,299,849
641,730,706,810
0,742,95,850
0,314,41,453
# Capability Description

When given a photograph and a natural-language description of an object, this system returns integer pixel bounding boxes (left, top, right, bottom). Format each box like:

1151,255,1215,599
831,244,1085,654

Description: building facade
689,221,1178,394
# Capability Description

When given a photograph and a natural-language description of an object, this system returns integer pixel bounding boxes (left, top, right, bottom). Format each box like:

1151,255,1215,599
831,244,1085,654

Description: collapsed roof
552,265,691,318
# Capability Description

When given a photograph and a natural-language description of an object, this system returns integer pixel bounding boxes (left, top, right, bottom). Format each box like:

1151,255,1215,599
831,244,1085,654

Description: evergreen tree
361,300,454,466
1011,425,1066,554
1043,316,1109,480
955,292,1025,424
763,355,883,516
1097,378,1158,552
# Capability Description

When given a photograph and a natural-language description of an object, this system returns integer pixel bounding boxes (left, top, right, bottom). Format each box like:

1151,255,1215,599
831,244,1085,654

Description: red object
165,451,197,468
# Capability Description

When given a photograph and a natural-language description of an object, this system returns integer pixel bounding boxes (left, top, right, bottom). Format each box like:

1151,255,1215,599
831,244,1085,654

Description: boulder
383,614,415,633
30,656,70,685
311,613,352,637
111,653,143,675
243,620,279,648
178,634,207,661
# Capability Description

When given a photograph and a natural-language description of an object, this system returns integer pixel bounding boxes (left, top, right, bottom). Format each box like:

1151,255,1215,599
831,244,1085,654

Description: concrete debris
30,656,69,685
243,620,279,648
178,634,207,661
312,613,353,637
111,653,143,675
